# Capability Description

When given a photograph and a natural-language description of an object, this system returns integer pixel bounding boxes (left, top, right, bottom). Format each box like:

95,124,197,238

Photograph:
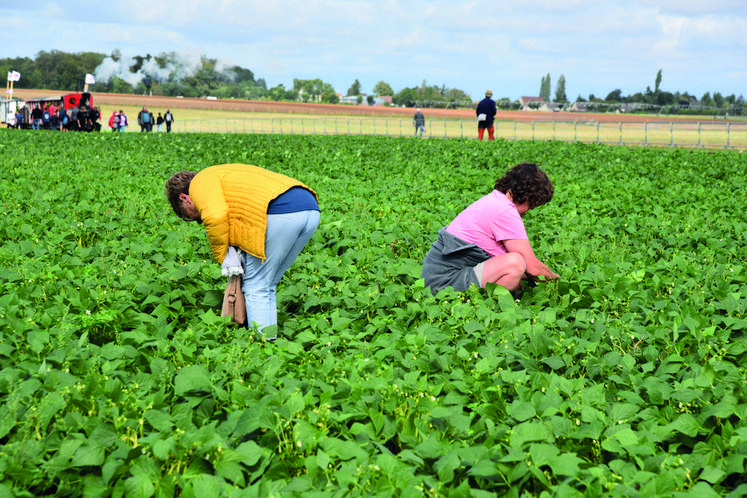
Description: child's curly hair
494,163,553,209
165,171,197,220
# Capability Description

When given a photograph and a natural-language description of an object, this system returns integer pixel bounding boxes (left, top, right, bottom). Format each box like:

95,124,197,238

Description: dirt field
10,89,735,124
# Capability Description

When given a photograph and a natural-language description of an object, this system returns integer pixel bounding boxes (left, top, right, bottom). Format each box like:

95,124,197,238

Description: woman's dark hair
165,171,197,220
494,163,553,209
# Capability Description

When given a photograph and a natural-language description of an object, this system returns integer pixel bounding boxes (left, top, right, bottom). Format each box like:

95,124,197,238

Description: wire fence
170,116,747,149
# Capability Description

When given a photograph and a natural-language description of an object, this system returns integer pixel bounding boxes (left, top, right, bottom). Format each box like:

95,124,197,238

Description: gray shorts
473,261,486,287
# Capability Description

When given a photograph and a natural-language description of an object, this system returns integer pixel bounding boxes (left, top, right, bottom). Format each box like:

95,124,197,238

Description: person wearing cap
165,164,320,339
476,90,497,140
413,108,426,138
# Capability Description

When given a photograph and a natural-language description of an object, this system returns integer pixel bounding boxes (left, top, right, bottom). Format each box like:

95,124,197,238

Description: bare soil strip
11,89,739,124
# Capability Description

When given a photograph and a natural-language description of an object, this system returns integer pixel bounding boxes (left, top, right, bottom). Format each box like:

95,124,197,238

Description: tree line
1,50,472,108
532,70,744,116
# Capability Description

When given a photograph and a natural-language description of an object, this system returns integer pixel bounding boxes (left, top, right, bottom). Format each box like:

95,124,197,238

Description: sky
2,0,746,102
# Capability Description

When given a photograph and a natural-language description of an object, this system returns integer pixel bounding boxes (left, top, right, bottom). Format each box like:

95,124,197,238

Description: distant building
339,94,366,105
520,96,546,111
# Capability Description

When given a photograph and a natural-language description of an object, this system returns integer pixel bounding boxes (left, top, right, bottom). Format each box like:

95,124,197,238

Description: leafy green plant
0,130,745,496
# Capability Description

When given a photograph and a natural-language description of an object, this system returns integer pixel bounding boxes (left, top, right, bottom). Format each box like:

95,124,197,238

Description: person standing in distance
476,90,497,140
165,164,320,339
413,108,426,138
164,109,174,133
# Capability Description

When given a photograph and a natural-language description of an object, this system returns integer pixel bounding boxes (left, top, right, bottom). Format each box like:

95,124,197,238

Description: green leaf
144,409,174,432
548,453,583,477
174,365,212,396
510,422,552,449
509,400,536,422
73,443,105,467
435,451,460,483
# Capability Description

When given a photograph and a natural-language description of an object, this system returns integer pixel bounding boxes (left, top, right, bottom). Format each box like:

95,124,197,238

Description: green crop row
0,130,745,496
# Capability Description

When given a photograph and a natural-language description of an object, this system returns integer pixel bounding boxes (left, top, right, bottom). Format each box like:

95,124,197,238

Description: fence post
574,121,577,143
644,122,648,146
619,122,623,145
596,122,600,144
670,122,673,147
514,121,517,141
697,122,701,148
553,121,556,141
532,121,535,141
727,123,731,149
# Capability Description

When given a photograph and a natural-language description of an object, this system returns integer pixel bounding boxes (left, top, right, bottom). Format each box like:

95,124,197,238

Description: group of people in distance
165,158,557,340
108,107,175,133
7,102,102,132
410,90,499,140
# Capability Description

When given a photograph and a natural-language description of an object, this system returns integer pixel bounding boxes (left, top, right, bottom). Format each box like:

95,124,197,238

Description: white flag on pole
85,74,95,85
10,71,21,82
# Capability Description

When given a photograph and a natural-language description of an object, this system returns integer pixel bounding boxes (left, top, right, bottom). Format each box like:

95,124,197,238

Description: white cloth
221,246,244,276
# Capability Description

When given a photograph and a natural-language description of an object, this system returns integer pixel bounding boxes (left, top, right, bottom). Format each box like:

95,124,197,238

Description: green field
88,103,747,149
1,130,746,496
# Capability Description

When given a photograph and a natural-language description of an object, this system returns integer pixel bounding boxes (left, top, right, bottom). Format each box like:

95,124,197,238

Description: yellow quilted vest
189,164,316,262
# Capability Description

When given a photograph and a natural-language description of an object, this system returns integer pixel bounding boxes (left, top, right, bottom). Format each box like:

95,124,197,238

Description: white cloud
1,0,745,100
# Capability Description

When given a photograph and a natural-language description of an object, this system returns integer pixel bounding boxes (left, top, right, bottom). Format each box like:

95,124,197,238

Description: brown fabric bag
221,275,246,326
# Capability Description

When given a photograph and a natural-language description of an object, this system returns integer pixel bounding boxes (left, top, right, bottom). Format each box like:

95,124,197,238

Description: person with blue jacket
476,90,497,140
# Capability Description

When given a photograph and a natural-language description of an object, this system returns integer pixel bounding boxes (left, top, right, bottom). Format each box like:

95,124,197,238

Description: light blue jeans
241,210,320,337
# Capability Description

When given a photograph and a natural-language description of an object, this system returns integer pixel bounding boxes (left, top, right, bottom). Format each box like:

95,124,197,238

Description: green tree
393,87,417,107
605,89,622,102
320,89,339,104
554,74,567,103
347,79,361,96
654,69,662,93
713,92,724,108
373,81,394,96
539,73,551,102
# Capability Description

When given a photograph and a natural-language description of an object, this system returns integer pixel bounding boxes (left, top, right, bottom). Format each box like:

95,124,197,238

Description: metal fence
170,116,747,149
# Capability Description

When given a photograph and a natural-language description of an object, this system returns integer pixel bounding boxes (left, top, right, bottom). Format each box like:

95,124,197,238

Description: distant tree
444,88,471,102
373,81,394,96
320,89,339,104
539,73,551,102
393,87,418,107
268,84,297,101
367,95,374,105
228,66,255,84
713,92,724,108
347,79,361,96
656,91,675,106
575,95,587,102
701,92,714,107
605,89,622,102
554,74,567,103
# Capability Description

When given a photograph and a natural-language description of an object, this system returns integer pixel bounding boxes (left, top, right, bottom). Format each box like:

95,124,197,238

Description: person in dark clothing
164,110,174,133
413,108,426,137
476,90,497,141
31,106,43,130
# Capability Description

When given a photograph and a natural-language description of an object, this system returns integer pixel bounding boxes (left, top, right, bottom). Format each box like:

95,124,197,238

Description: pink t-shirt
446,190,527,256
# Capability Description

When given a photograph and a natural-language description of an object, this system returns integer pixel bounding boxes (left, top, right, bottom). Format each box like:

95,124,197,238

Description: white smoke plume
93,52,234,88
